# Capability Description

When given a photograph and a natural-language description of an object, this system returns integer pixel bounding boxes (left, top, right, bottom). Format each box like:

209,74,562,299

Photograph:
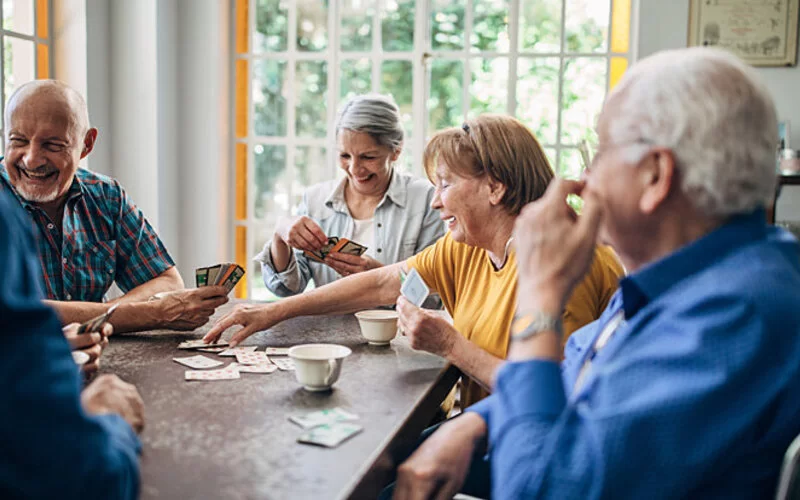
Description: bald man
0,80,228,332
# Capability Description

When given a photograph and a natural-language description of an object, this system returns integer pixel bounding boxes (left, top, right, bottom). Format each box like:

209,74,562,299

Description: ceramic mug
354,310,399,346
288,344,352,392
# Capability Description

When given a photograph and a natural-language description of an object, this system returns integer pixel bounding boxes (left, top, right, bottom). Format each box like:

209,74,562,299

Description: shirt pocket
74,240,117,301
400,238,418,259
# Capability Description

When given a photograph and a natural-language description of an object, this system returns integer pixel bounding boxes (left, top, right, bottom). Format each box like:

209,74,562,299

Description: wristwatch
511,311,563,341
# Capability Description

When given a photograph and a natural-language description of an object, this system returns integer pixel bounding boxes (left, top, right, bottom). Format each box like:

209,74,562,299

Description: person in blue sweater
0,186,143,499
393,47,800,499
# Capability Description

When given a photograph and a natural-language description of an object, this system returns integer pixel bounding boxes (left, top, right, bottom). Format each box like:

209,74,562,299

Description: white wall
637,0,800,220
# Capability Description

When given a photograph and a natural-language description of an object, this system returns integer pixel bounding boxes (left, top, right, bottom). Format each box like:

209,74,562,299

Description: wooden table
101,303,459,499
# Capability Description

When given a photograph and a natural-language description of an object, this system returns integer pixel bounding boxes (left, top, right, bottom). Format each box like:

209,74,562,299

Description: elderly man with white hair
393,47,800,499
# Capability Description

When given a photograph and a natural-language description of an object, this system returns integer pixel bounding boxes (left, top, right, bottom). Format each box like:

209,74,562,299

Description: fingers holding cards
195,263,246,293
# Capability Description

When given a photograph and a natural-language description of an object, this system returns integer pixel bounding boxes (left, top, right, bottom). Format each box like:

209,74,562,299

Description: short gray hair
335,94,404,152
607,47,778,217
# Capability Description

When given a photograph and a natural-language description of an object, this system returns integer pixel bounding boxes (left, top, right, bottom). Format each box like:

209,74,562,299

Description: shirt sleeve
487,295,775,499
253,194,315,296
112,182,175,292
0,193,141,500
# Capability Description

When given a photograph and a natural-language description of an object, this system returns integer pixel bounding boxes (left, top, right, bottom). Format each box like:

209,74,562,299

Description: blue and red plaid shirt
0,164,175,302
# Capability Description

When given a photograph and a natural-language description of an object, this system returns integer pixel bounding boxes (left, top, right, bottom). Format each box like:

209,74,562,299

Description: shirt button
377,223,382,228
65,293,72,300
377,248,382,253
61,257,67,264
47,223,54,230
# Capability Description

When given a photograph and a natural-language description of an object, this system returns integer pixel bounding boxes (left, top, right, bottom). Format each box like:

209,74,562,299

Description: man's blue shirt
469,210,800,499
0,189,141,499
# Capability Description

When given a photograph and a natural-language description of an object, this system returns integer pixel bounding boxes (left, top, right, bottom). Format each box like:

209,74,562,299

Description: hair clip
462,123,470,133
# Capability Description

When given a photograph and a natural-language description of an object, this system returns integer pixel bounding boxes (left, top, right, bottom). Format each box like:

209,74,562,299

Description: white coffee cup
354,310,399,346
288,344,352,392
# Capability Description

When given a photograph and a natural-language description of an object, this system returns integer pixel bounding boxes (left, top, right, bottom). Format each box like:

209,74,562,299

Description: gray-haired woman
255,94,445,296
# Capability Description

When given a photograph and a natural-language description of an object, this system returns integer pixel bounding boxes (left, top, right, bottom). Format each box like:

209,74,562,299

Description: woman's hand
276,215,328,253
396,296,458,358
324,252,383,277
203,303,282,347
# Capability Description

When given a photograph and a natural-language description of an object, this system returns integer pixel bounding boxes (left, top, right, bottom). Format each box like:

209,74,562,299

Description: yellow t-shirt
407,233,624,408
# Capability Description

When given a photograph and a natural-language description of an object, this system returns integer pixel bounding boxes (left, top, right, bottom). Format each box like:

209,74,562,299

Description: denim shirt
255,170,445,296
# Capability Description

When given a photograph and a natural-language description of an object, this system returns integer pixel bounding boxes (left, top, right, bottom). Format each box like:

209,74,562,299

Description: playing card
304,237,339,263
230,362,278,374
271,357,296,371
264,347,290,356
289,407,360,429
197,346,227,353
221,265,245,292
219,346,258,357
207,264,222,285
185,366,241,381
214,263,236,286
173,355,224,369
335,239,368,256
195,267,209,288
400,268,430,307
296,422,363,448
77,303,119,334
235,351,270,365
178,339,230,350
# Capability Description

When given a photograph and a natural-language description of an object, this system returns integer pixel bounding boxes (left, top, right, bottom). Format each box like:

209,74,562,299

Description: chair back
776,432,800,500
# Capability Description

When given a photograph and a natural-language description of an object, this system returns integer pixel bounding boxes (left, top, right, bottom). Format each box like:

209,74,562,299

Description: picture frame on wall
688,0,800,67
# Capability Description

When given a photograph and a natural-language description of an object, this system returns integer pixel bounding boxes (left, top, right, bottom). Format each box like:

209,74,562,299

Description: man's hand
81,374,145,434
394,413,488,500
156,286,229,330
276,215,328,253
514,178,603,315
63,322,112,376
396,296,457,358
324,252,383,277
204,302,282,347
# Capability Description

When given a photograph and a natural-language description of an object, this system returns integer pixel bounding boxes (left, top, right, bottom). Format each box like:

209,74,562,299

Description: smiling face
4,88,94,206
338,129,400,198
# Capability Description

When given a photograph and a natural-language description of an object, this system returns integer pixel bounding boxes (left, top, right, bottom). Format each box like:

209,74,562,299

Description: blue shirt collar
619,210,767,319
325,168,406,213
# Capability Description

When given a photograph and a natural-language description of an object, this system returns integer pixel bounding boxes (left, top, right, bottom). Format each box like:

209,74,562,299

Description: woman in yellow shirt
205,114,623,409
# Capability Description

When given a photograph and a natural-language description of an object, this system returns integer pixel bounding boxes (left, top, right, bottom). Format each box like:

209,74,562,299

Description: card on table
271,358,296,371
197,346,227,353
185,366,241,381
235,351,270,366
296,422,363,448
400,268,430,307
173,355,224,369
219,346,258,357
178,339,230,350
229,362,278,374
264,347,290,356
77,303,119,334
288,407,360,429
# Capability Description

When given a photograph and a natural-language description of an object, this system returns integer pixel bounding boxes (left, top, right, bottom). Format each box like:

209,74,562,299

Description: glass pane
341,0,373,52
544,147,557,172
340,58,371,100
431,0,465,51
255,0,288,52
565,0,610,53
253,60,287,137
381,60,413,139
297,0,328,52
558,147,583,179
296,145,328,189
428,59,463,133
4,37,35,106
254,144,288,220
3,0,34,35
382,0,414,52
296,61,328,138
470,58,507,116
471,0,509,52
560,57,606,145
519,0,561,52
516,57,560,145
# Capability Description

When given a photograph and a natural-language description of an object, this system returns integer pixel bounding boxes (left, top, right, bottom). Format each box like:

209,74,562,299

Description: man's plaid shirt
0,165,175,301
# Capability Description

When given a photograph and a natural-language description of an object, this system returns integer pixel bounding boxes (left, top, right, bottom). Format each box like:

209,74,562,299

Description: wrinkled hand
514,178,603,314
63,322,112,375
277,215,328,253
396,296,457,358
203,302,281,347
394,412,488,500
324,252,383,277
157,286,229,331
81,374,145,434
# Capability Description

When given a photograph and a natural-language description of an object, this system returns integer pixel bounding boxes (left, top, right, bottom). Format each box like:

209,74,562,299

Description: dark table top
102,303,459,500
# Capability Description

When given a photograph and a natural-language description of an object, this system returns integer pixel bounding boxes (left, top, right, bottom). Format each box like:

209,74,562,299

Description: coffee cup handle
324,359,342,386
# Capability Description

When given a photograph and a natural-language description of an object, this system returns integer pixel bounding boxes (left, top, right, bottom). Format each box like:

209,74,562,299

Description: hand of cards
303,237,368,263
195,263,245,291
77,303,119,334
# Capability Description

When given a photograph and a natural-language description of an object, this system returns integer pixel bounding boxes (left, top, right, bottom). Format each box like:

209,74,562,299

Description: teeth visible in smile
445,216,456,224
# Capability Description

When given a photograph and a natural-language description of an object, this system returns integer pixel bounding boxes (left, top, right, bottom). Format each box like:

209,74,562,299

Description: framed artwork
688,0,800,67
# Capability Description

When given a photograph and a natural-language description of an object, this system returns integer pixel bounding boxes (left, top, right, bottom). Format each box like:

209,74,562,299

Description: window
0,0,51,144
232,0,633,299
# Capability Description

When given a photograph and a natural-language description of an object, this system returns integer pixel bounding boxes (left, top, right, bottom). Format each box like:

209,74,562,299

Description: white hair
607,47,778,217
335,93,404,152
